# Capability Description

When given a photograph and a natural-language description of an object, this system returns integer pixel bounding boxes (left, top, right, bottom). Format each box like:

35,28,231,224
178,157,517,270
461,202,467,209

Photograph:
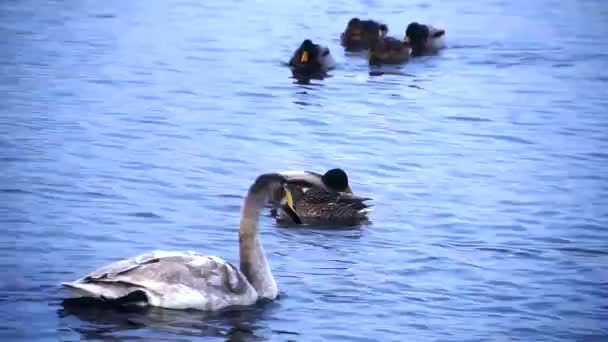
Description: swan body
62,173,300,311
62,251,259,310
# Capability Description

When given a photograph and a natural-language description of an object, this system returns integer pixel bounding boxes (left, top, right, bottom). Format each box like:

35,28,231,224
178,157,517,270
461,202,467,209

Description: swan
61,173,301,311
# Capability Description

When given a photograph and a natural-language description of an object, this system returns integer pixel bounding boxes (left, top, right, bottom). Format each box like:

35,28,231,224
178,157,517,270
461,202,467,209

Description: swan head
249,173,302,224
321,168,353,193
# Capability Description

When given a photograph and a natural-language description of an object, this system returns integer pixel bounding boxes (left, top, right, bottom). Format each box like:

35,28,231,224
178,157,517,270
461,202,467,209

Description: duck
404,22,446,56
288,39,336,78
62,173,302,311
277,184,373,226
367,25,413,65
340,18,386,51
270,169,373,226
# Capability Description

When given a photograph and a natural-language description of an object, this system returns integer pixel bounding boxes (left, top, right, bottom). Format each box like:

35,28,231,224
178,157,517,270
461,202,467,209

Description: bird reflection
58,297,284,341
290,70,331,85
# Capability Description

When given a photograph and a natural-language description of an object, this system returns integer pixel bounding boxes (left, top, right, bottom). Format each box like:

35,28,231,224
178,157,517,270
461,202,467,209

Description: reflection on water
59,298,289,341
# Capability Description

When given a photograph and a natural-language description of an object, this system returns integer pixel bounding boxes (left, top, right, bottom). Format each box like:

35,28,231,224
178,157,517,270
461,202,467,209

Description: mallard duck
278,184,372,226
289,39,336,78
404,22,446,56
62,173,302,311
367,32,412,65
270,169,373,226
340,18,386,51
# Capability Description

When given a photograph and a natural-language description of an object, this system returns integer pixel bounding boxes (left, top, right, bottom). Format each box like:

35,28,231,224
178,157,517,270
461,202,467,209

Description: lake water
1,0,607,341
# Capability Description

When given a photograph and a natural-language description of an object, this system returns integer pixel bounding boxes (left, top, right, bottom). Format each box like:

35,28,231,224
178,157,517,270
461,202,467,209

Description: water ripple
1,0,608,341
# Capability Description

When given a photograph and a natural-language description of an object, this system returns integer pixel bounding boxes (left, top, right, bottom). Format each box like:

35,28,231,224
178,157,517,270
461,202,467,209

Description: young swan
62,173,300,311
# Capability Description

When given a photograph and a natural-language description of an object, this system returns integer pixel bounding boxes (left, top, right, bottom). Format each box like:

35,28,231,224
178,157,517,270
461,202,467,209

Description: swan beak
345,186,353,194
403,36,410,43
300,51,309,63
282,188,302,224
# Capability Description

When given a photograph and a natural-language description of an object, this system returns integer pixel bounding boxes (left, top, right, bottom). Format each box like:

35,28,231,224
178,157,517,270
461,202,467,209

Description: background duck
270,169,373,226
367,29,412,65
404,22,446,56
288,39,335,79
340,18,386,51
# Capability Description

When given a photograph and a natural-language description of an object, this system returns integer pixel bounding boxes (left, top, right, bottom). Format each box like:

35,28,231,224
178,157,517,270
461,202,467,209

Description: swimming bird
404,22,446,56
289,39,336,79
270,169,373,226
62,173,301,311
277,184,372,226
367,35,412,65
340,18,386,51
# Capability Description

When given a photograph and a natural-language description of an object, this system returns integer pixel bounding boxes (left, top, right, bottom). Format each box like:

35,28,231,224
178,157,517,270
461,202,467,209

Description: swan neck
238,194,278,300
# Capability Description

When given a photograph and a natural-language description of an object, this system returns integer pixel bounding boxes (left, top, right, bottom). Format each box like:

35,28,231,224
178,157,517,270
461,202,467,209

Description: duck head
379,24,388,38
321,168,353,193
346,18,363,40
298,39,316,64
404,22,429,45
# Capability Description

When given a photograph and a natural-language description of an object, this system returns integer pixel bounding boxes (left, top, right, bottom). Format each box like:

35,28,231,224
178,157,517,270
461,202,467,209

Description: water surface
1,0,607,341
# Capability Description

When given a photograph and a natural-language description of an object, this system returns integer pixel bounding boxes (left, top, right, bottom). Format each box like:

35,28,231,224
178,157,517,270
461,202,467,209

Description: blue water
2,0,608,340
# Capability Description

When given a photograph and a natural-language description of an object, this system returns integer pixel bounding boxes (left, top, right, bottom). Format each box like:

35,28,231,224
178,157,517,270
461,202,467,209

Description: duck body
289,39,335,78
277,186,372,226
405,22,446,56
340,18,385,51
270,169,373,226
368,36,412,65
63,173,301,311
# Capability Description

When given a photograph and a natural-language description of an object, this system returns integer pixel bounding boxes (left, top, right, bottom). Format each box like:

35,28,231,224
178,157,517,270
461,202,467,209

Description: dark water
2,0,608,340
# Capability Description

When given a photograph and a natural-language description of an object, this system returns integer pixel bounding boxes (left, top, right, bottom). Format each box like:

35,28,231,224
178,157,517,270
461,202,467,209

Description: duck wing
62,251,257,311
291,188,373,223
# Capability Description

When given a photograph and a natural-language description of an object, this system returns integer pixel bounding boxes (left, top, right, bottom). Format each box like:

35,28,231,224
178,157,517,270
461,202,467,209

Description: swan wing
62,250,258,311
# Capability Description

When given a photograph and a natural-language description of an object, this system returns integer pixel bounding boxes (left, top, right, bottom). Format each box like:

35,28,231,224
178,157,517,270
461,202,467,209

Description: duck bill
403,36,410,43
345,186,353,194
282,188,302,224
300,51,309,63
